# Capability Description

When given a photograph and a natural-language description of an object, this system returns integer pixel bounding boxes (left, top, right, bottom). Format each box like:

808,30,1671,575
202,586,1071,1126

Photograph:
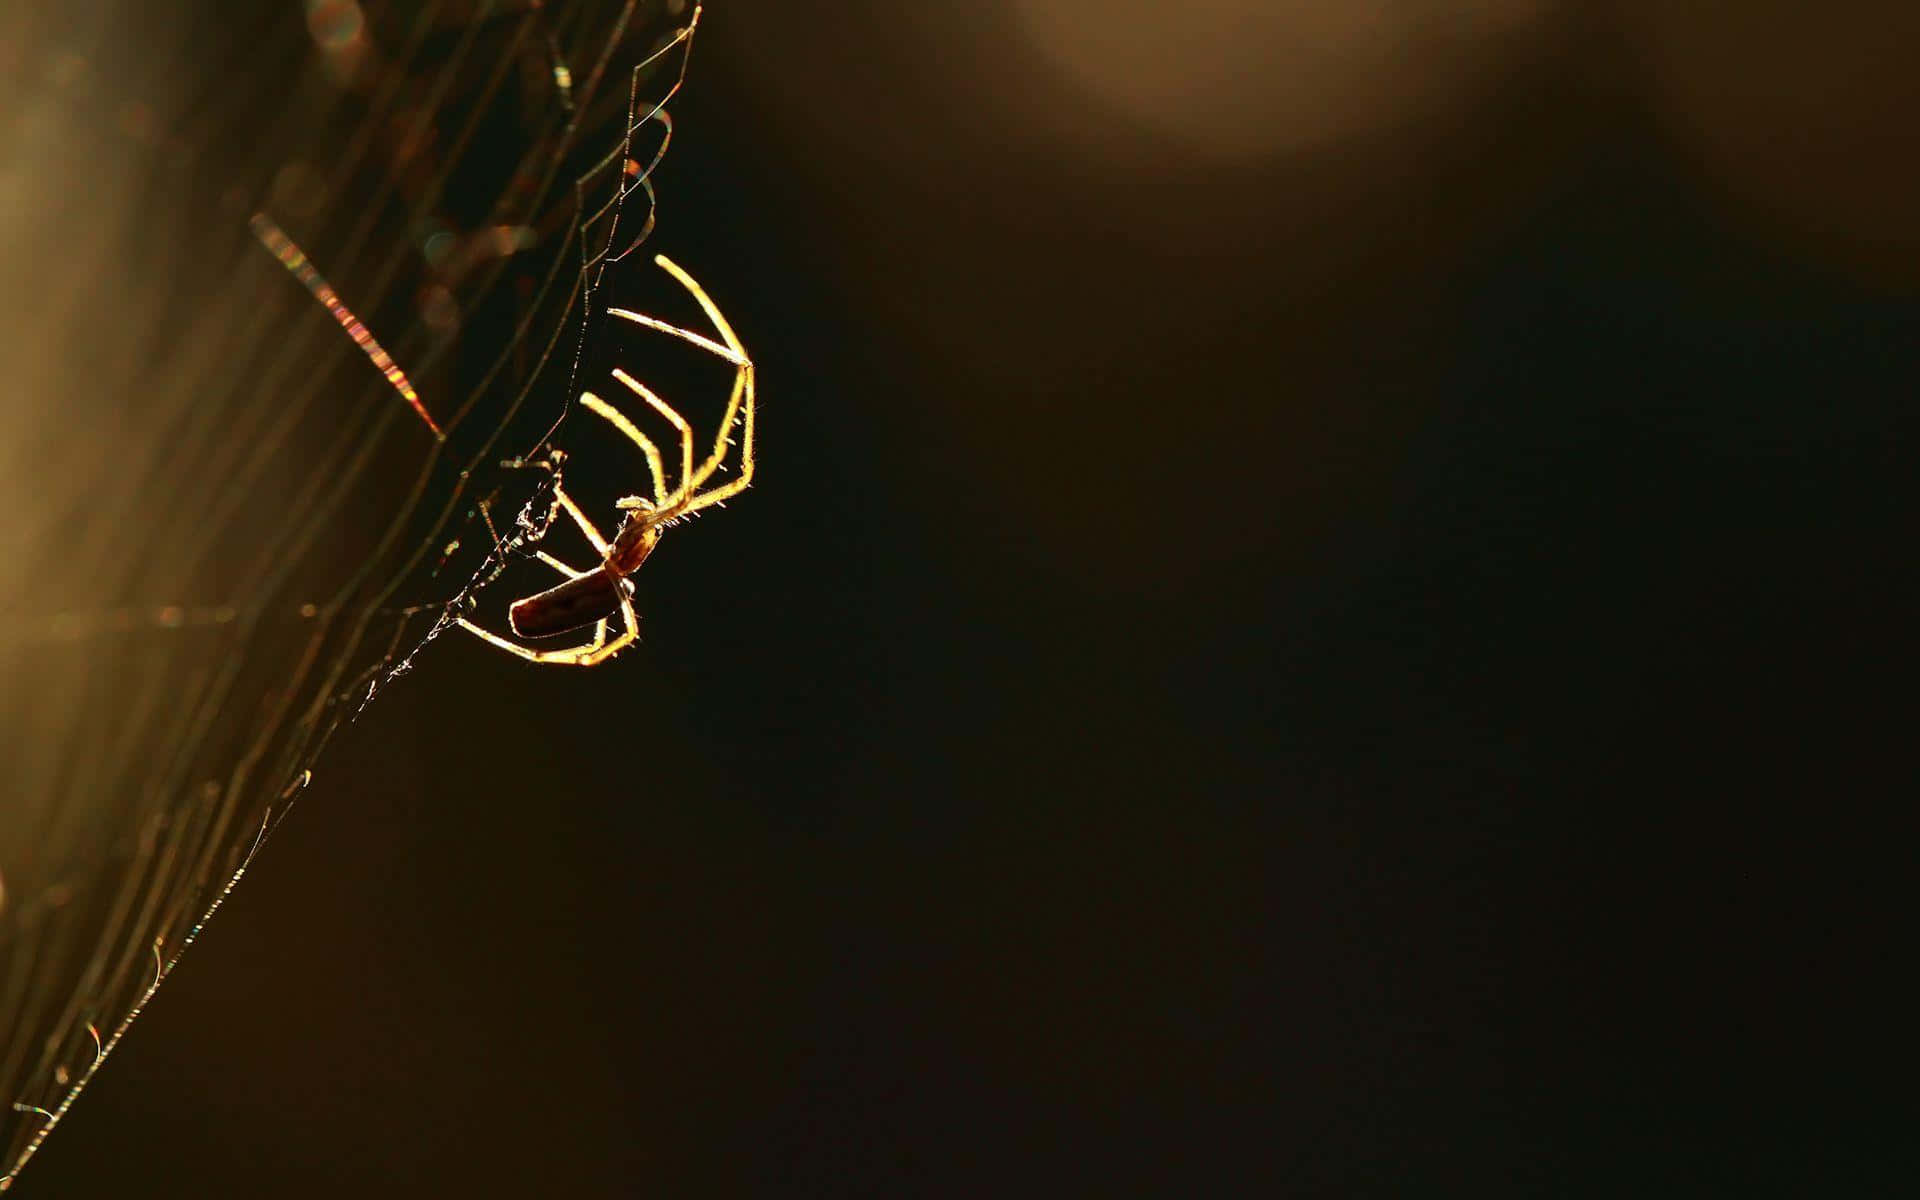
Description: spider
454,252,754,666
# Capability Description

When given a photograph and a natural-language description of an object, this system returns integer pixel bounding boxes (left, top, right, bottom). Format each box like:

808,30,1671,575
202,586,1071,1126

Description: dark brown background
16,1,1920,1194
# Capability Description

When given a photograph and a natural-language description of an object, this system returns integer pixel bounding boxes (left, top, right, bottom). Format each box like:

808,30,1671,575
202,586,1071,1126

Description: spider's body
506,506,659,638
507,561,636,639
457,253,754,665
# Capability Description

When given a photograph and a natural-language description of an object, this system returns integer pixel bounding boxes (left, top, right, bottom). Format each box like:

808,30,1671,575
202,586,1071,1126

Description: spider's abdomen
509,567,633,639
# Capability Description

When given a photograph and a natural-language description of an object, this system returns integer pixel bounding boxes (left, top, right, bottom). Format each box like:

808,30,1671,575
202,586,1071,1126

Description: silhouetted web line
365,8,703,700
1,2,705,1187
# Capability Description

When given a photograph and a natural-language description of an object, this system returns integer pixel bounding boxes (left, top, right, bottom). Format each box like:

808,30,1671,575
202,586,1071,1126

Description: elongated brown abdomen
509,567,632,639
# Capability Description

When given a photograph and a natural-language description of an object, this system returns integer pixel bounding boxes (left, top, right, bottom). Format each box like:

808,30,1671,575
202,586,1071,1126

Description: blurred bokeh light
1010,0,1548,159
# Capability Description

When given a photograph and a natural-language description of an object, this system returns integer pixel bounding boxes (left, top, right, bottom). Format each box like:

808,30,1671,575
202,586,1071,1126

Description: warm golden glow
1008,0,1545,158
303,0,371,86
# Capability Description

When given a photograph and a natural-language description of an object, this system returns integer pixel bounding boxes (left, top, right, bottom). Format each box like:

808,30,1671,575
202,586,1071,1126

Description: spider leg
580,390,668,508
663,358,753,520
609,367,692,505
455,485,639,666
605,255,755,519
653,253,753,499
535,551,588,578
605,301,743,367
554,486,610,555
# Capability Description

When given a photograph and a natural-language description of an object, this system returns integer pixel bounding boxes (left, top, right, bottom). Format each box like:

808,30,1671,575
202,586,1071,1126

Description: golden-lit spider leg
667,361,754,520
606,254,756,520
462,256,749,668
580,385,676,509
454,486,638,665
609,367,693,502
655,253,753,496
534,551,585,577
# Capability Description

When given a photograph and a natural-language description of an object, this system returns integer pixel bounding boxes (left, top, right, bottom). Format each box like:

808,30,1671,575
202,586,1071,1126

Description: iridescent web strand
249,213,444,439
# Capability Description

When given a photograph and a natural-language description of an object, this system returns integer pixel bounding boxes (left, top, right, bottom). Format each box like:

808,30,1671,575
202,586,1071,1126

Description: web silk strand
249,214,444,439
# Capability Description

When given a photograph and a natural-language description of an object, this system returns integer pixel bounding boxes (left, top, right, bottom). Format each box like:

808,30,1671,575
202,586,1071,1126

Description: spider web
0,1,708,1186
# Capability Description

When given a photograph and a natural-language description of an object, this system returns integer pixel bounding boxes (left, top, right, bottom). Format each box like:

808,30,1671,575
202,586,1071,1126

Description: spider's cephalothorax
458,253,754,666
